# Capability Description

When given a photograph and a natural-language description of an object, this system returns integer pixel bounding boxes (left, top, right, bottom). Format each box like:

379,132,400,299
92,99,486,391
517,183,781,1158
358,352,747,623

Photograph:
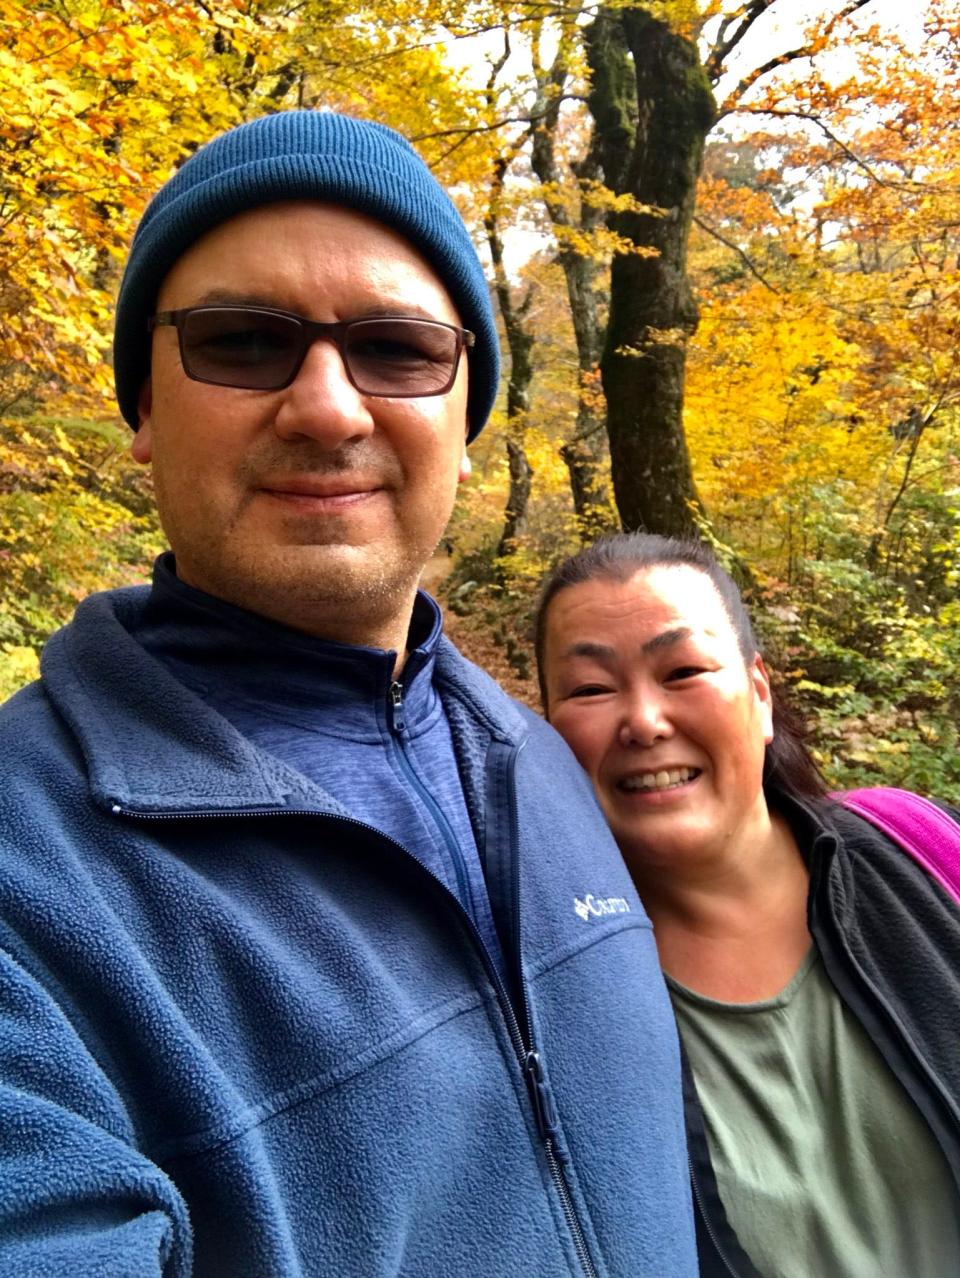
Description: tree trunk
485,157,536,558
560,140,618,540
528,35,615,539
590,6,715,537
499,436,534,556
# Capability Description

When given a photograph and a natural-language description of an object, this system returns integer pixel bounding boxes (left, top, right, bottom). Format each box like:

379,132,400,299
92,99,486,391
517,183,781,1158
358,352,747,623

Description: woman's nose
618,689,673,748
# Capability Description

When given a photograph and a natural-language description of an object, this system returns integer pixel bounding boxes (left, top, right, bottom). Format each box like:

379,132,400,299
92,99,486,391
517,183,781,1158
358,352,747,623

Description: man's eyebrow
193,288,277,307
191,289,442,322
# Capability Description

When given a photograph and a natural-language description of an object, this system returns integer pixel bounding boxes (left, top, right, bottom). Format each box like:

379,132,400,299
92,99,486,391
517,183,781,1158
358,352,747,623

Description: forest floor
420,552,539,709
442,608,539,708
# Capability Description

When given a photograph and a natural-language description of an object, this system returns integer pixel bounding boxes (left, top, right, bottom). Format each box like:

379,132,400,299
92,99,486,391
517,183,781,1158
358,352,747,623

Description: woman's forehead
548,565,730,636
554,564,726,623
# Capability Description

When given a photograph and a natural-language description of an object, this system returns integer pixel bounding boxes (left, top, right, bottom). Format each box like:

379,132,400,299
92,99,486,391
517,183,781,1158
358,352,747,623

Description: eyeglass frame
147,305,476,397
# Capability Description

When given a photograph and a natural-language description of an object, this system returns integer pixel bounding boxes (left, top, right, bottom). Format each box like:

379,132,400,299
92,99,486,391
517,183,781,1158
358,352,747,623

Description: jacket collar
767,786,841,868
139,554,442,746
41,575,528,817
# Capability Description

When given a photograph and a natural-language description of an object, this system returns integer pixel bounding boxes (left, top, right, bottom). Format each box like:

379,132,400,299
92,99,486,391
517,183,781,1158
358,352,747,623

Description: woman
535,532,960,1278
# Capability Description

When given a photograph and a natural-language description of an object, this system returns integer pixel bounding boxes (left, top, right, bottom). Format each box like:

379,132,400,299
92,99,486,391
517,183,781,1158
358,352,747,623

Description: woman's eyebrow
561,626,694,663
562,640,616,661
642,626,693,655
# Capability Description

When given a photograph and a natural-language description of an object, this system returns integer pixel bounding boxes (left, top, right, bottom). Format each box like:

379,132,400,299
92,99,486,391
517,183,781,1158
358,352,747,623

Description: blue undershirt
134,554,506,982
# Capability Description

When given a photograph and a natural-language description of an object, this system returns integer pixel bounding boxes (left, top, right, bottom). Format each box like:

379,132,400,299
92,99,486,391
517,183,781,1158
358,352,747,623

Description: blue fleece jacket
0,584,697,1277
135,555,506,982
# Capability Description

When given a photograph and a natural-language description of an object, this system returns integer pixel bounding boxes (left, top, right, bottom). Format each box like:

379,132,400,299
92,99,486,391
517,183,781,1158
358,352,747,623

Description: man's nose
618,687,673,748
271,336,375,447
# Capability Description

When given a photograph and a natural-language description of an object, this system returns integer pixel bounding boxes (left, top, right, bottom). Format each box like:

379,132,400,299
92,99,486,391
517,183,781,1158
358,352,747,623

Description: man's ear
131,379,153,464
457,417,472,484
752,654,775,745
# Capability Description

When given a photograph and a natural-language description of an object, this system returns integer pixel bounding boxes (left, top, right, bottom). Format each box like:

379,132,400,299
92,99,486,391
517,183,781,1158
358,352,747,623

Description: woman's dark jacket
690,790,960,1277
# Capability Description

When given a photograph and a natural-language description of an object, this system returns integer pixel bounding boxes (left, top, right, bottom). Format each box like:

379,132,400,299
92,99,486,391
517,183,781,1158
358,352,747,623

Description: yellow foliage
685,0,960,575
0,646,40,700
0,416,164,694
0,0,495,422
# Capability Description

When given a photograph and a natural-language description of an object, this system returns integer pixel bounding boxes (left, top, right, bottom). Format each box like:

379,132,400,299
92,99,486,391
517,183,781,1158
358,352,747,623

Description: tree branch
705,1,775,84
693,214,781,293
875,371,957,548
486,28,510,94
306,6,601,77
411,104,570,144
730,107,927,191
720,0,876,110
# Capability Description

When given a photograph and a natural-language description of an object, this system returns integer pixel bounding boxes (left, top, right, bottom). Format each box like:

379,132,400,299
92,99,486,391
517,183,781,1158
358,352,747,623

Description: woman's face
542,565,775,878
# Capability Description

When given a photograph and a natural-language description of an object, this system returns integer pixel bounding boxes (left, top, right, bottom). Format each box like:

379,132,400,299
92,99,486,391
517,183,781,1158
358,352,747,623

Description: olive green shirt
669,950,960,1277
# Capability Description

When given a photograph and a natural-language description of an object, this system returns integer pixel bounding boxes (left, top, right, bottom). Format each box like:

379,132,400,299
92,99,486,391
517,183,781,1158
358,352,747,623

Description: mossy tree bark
528,36,616,540
588,5,715,537
557,138,619,541
485,154,535,559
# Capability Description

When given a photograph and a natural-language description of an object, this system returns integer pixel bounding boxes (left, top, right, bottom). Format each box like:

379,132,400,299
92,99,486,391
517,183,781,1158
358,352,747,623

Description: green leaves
0,416,163,691
756,556,960,801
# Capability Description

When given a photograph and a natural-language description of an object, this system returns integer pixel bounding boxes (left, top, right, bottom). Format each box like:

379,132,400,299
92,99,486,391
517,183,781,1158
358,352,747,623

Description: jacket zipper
688,1155,741,1278
503,743,599,1278
110,793,599,1278
388,680,476,917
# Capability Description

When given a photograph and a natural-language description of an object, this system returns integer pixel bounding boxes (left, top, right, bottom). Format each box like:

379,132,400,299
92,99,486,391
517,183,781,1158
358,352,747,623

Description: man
0,111,697,1276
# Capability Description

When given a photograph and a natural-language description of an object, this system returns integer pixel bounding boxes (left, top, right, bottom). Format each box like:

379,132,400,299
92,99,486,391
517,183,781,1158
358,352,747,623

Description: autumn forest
2,0,959,796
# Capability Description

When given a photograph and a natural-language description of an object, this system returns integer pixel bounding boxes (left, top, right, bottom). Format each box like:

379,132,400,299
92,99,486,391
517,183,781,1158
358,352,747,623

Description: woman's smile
542,564,774,876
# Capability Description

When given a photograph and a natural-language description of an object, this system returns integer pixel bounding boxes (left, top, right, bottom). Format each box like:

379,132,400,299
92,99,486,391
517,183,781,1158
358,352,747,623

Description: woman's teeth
621,767,699,792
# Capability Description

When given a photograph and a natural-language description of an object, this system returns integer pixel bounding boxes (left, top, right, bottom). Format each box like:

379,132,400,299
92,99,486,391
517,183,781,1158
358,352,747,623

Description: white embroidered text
574,894,631,921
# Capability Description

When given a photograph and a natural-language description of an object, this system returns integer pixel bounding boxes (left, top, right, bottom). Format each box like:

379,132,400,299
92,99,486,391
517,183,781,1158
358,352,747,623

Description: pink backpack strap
835,787,960,905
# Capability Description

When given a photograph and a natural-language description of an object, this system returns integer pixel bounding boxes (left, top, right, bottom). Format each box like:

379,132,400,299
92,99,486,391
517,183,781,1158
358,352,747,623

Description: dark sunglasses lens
181,309,302,388
344,320,459,395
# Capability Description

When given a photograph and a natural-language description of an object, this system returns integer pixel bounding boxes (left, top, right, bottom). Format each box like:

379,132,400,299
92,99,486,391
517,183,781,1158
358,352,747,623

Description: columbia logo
574,894,631,921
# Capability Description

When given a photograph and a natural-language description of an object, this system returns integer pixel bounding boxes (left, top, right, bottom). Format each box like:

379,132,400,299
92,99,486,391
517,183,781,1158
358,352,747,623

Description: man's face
132,201,471,646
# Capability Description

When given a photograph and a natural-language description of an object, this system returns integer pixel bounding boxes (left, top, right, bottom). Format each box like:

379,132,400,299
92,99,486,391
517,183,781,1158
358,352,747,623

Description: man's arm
0,943,191,1276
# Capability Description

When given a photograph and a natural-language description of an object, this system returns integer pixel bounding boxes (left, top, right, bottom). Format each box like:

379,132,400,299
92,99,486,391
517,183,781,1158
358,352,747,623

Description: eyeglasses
148,306,475,397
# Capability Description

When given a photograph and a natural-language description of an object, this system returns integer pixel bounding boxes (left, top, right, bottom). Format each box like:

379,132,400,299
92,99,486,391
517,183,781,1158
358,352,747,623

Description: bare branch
705,1,775,84
486,29,510,95
730,106,930,191
305,4,603,77
721,0,875,110
693,214,781,293
411,109,555,145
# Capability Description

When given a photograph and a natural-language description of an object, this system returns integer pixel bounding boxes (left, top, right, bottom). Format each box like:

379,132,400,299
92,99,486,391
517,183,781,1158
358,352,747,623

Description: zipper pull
389,680,406,734
525,1050,563,1149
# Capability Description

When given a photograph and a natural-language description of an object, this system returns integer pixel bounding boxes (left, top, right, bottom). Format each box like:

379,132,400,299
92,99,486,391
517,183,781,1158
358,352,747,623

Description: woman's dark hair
534,532,827,803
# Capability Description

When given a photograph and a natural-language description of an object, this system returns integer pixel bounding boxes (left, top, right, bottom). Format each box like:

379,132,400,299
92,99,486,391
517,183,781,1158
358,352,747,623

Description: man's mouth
260,476,380,497
619,766,701,793
258,477,383,507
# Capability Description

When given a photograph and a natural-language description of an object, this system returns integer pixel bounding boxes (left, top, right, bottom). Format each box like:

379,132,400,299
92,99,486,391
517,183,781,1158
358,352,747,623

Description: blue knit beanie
114,111,499,441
